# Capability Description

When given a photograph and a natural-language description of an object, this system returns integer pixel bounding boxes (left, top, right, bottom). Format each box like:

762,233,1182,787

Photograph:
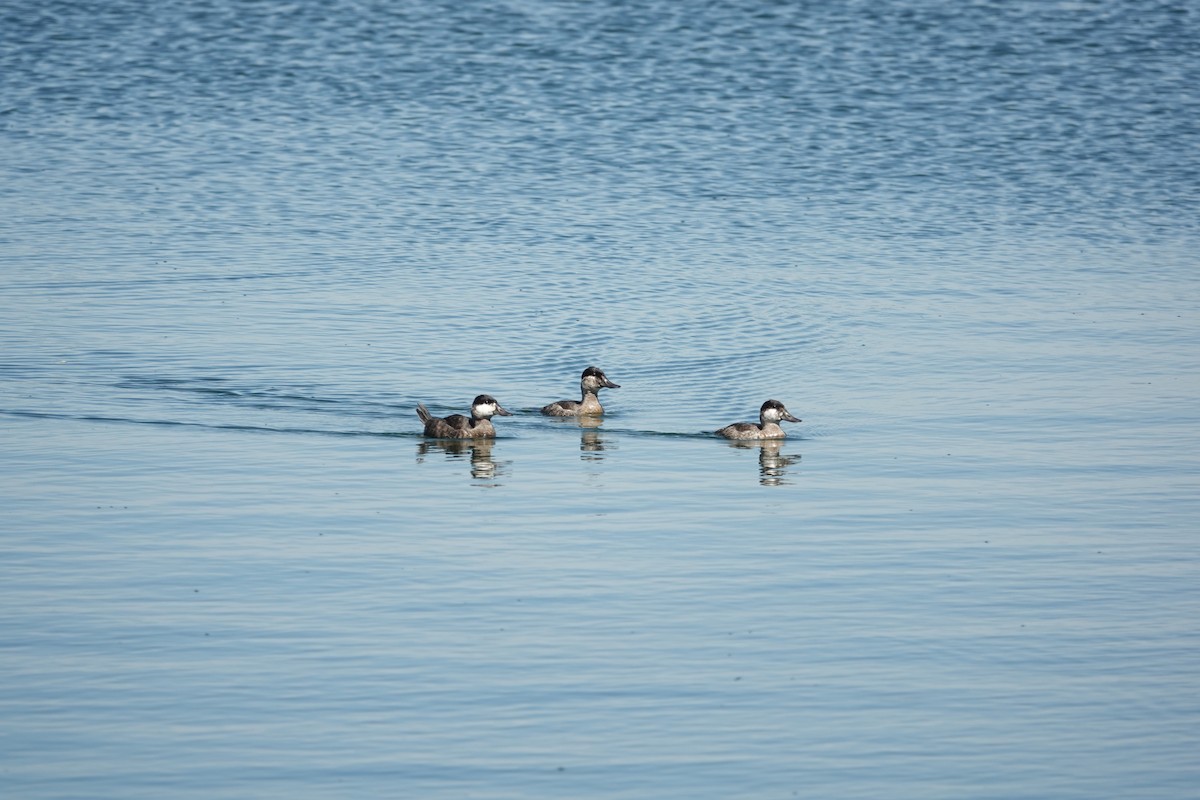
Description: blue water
3,1,1199,797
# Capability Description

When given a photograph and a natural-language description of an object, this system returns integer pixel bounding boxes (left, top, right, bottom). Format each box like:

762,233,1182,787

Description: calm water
3,0,1199,797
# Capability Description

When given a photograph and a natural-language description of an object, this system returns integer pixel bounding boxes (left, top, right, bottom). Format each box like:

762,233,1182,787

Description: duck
540,366,621,416
417,394,513,438
715,399,801,440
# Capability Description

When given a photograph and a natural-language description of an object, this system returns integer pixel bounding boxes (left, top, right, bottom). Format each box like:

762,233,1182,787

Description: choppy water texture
3,1,1199,797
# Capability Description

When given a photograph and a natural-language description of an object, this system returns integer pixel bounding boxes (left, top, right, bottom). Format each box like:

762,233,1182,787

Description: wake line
6,269,319,293
0,408,414,439
3,409,778,442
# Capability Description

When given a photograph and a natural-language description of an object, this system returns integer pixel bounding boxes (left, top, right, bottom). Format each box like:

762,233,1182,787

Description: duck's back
717,422,788,440
541,399,581,416
716,421,763,440
542,394,606,416
421,410,473,438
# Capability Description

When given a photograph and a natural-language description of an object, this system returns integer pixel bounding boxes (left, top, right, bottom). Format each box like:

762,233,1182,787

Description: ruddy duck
417,394,513,438
715,399,801,440
540,366,621,416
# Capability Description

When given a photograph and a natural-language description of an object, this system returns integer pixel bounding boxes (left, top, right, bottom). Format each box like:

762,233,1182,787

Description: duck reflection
416,438,507,484
726,439,801,486
577,415,614,461
545,414,614,460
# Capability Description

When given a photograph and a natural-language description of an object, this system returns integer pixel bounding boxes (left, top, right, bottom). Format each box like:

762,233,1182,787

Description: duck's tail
416,403,432,423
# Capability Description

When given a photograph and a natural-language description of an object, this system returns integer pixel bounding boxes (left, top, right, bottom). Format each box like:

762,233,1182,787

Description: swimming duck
715,399,801,440
417,394,513,438
540,366,621,416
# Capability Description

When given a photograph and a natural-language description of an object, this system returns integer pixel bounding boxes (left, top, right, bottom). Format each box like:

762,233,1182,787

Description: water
3,0,1199,797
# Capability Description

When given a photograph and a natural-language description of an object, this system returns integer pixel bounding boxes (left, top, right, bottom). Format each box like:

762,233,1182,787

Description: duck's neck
577,391,603,415
470,417,496,436
758,421,785,437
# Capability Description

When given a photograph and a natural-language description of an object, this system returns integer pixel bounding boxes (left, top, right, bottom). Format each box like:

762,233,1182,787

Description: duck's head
472,394,513,419
581,366,620,392
760,399,801,424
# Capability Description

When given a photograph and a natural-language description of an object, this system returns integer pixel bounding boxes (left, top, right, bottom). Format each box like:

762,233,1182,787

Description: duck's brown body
715,399,801,440
417,395,512,438
541,366,620,416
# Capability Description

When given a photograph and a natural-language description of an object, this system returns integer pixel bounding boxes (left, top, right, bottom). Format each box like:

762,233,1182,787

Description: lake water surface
3,1,1199,798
